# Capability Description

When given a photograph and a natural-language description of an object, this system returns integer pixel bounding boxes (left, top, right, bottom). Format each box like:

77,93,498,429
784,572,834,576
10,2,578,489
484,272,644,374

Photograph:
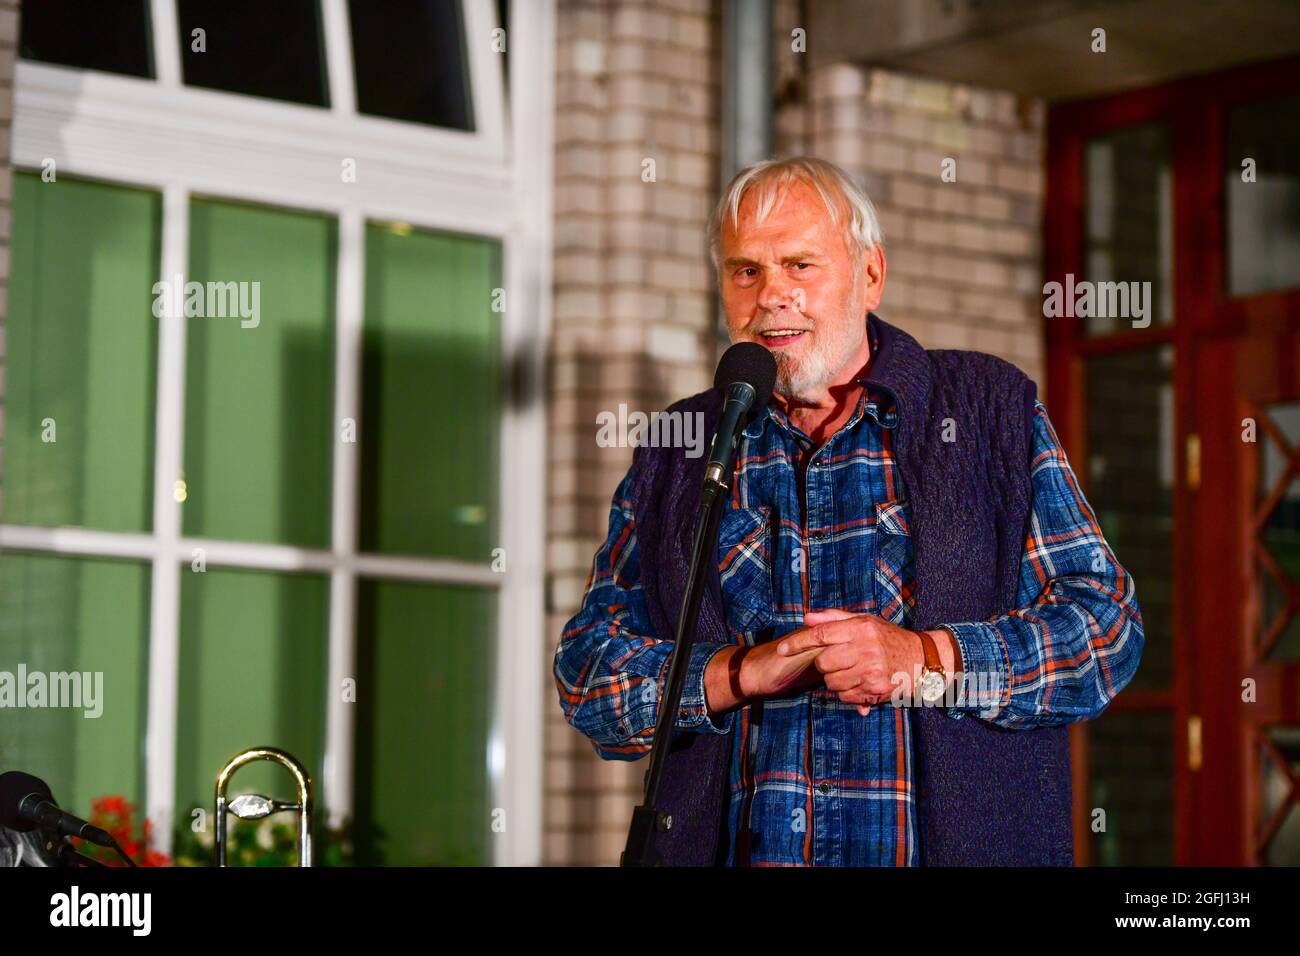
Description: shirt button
808,530,827,541
817,783,831,795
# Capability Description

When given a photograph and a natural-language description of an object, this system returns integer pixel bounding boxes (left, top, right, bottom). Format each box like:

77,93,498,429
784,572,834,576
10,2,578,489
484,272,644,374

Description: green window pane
175,567,329,857
354,579,495,865
360,224,501,560
7,173,159,530
184,199,336,547
0,553,150,819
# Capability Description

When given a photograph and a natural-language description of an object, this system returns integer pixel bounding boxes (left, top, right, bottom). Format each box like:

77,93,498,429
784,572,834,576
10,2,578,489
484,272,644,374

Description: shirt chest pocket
874,498,915,624
716,505,775,638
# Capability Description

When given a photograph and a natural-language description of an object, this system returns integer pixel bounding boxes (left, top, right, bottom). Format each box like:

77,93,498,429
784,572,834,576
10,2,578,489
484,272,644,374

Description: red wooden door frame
1044,53,1300,865
1199,332,1300,865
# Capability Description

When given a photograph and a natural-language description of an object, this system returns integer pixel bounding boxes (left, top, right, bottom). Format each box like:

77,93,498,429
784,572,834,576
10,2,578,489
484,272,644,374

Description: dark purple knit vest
627,314,1073,866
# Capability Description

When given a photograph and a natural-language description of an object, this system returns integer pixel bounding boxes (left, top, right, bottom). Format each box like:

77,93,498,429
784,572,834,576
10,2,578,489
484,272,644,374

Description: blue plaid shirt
555,367,1143,866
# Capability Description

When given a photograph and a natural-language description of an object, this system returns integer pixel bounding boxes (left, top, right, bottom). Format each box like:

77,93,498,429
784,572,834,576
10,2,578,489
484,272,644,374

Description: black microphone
0,771,116,847
704,342,777,491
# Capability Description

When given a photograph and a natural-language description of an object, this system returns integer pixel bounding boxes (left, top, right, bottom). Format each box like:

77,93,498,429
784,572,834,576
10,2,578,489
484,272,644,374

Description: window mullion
321,0,357,116
323,207,366,828
149,0,182,88
144,183,190,856
491,0,553,867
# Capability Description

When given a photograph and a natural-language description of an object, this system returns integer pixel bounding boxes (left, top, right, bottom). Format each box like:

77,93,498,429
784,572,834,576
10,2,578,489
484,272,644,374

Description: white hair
707,156,884,275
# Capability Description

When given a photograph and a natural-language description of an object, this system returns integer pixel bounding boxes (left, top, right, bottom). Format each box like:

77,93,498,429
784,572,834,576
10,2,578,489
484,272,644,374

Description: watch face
919,671,946,704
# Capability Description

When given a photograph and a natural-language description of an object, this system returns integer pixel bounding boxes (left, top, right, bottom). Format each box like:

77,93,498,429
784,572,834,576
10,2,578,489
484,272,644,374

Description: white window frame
1,0,552,866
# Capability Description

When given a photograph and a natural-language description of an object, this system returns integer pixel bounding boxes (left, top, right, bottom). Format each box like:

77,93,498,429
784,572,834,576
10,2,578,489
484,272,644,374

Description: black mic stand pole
56,841,108,868
620,470,730,867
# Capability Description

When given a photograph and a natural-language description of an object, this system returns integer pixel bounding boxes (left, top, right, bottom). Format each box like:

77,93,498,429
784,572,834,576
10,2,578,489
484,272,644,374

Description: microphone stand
620,463,731,867
56,840,108,868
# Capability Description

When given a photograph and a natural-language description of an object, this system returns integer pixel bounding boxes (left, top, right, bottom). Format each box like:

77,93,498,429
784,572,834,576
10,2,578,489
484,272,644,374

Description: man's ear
862,246,886,311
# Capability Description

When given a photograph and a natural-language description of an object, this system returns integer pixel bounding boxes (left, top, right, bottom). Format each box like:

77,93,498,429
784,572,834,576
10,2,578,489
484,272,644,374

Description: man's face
718,180,885,402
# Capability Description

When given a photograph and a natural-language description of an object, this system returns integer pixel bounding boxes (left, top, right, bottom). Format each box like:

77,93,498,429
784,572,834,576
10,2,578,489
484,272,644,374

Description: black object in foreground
622,342,777,867
0,771,134,867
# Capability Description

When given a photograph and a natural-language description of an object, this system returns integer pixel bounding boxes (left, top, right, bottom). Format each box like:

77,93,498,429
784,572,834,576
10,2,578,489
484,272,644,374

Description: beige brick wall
0,0,17,516
546,0,721,867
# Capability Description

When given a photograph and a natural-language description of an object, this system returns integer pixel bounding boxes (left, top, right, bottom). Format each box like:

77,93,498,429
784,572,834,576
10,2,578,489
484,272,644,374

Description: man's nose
756,271,796,313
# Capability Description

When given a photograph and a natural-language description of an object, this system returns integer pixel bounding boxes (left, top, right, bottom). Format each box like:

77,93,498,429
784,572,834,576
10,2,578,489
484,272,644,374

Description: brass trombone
214,746,314,867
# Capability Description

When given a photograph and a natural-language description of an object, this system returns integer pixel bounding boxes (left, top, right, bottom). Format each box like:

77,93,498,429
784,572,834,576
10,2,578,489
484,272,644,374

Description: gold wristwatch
916,630,948,705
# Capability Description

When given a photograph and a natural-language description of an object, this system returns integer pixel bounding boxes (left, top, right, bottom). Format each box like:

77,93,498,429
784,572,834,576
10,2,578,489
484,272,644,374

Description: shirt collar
742,315,899,441
858,318,899,428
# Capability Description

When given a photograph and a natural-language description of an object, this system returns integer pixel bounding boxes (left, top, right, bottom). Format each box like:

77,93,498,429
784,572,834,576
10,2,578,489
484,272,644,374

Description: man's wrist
942,626,963,673
921,627,960,675
729,645,752,703
911,630,928,677
704,645,744,715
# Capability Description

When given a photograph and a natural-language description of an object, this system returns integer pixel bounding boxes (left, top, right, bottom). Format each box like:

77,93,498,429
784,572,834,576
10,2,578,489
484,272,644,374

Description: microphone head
714,342,777,424
0,771,52,832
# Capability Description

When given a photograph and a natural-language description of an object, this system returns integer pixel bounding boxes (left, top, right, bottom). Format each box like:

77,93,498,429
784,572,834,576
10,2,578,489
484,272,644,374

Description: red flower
95,795,129,816
76,794,173,866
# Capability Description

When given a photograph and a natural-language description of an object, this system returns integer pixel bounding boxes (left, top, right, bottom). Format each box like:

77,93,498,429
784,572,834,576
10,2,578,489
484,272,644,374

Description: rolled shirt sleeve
553,472,735,760
939,403,1145,728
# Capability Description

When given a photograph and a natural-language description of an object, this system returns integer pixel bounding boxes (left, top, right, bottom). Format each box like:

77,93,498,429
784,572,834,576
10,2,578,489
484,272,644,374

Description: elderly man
554,156,1143,866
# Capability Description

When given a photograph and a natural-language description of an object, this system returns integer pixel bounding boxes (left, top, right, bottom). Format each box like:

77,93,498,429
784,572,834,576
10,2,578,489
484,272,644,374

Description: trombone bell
215,747,314,867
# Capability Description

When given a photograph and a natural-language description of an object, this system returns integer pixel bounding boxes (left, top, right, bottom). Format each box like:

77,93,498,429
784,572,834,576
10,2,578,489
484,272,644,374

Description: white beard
772,312,866,403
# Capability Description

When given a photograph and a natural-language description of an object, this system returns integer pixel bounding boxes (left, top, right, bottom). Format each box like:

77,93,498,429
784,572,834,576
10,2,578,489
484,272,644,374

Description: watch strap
918,629,943,676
